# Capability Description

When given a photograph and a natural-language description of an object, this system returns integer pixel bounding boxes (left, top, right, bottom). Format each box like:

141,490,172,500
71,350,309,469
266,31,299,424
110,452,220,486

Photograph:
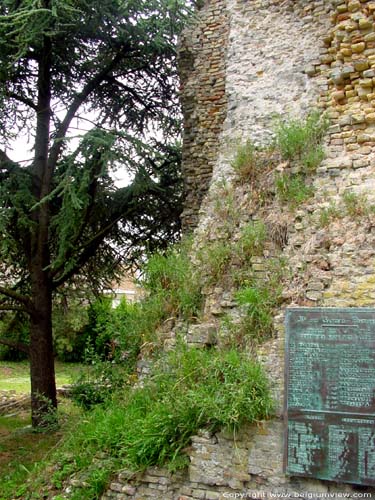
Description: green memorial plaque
284,308,375,485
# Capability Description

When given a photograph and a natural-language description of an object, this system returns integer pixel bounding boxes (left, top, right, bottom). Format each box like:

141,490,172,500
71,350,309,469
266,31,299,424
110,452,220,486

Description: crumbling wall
104,1,375,498
179,0,228,232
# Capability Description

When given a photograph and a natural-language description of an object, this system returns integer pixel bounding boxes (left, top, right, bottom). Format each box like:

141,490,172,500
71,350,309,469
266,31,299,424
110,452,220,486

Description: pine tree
0,0,190,427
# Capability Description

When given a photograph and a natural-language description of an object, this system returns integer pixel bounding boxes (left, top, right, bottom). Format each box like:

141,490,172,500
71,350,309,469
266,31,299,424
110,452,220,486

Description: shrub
71,242,203,409
74,241,202,365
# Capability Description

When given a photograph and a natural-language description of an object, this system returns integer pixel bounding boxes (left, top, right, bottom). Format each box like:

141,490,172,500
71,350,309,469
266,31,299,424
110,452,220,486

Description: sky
5,117,132,188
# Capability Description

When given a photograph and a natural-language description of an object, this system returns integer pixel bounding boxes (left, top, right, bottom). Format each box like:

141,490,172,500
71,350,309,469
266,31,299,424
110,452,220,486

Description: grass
231,111,328,209
234,257,284,343
26,346,273,499
318,202,341,227
143,241,202,320
235,285,279,342
0,401,82,500
230,140,275,186
275,173,314,208
0,230,279,499
236,221,267,258
0,362,86,498
231,140,259,181
275,110,328,171
342,191,375,218
317,193,375,228
197,240,232,285
0,361,84,393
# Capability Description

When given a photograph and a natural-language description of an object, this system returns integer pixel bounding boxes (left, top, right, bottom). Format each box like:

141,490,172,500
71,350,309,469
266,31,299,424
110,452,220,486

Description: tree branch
52,214,124,289
51,175,162,289
0,305,28,313
51,181,141,288
0,286,34,311
47,48,129,172
48,152,105,281
105,76,151,109
7,92,37,111
0,338,29,355
0,150,33,179
0,149,18,171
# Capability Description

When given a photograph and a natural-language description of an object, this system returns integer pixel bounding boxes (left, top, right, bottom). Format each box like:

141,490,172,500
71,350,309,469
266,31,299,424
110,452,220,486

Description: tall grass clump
233,256,285,344
275,110,328,171
318,202,341,228
197,240,232,285
142,241,202,320
235,282,282,343
275,173,314,208
46,347,273,499
237,220,267,258
231,140,259,180
342,190,374,218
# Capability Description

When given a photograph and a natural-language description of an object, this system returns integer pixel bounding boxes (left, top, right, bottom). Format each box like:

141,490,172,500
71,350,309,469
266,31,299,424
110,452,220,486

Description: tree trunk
28,9,55,429
29,273,57,428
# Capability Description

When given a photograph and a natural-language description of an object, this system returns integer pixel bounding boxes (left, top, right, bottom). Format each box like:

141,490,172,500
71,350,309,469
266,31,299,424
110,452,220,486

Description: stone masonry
104,1,375,499
179,0,229,232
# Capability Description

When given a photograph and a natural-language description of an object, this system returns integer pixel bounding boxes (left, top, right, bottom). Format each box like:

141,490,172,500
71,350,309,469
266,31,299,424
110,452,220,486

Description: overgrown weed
231,111,328,209
342,191,375,218
275,110,328,172
28,346,273,499
318,202,341,227
275,173,314,208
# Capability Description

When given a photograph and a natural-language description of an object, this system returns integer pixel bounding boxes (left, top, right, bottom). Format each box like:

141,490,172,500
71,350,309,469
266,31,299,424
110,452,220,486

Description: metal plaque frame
284,307,375,486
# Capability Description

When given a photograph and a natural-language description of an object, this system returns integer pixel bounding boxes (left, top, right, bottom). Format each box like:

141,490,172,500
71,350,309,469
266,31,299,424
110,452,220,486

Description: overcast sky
6,117,131,188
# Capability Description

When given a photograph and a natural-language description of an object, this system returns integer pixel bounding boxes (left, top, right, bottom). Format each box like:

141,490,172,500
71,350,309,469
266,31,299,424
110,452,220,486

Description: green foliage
47,347,272,497
0,399,83,500
275,110,329,171
0,0,191,426
213,180,238,224
318,202,341,227
0,313,29,361
142,241,202,320
302,146,325,172
231,140,275,187
235,280,282,343
197,241,232,285
230,111,327,211
52,294,91,362
317,192,375,226
231,140,258,180
81,297,114,360
32,394,59,432
230,255,285,345
237,221,267,258
70,243,203,409
71,347,130,411
275,173,314,207
342,190,374,218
